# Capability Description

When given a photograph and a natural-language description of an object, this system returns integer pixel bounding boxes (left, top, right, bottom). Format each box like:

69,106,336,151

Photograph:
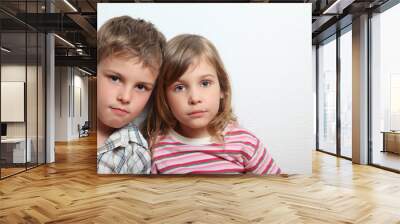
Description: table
381,131,400,154
0,138,32,163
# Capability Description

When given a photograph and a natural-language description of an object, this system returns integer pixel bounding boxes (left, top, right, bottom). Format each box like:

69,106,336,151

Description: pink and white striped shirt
151,124,281,175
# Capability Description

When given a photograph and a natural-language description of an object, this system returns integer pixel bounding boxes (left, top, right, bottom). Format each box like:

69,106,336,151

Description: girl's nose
188,88,202,105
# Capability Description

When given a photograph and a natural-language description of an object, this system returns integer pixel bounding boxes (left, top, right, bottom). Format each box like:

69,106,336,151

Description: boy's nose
117,88,131,104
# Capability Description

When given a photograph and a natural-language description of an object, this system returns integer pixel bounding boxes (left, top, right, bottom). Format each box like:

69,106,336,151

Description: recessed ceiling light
77,67,93,76
54,34,75,48
63,0,78,12
1,47,11,53
323,0,355,15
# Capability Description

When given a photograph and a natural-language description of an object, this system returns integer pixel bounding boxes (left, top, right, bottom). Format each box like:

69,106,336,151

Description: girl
145,34,281,175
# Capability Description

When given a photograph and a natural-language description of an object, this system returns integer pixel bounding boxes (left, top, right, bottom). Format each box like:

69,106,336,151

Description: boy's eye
200,80,212,87
109,75,120,83
174,84,185,92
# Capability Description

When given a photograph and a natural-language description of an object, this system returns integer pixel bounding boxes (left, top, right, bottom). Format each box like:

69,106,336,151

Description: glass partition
317,36,337,155
339,28,352,158
1,30,28,178
371,3,400,171
0,1,46,179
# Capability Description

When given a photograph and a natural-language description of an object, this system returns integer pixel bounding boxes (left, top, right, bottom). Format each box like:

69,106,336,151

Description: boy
97,16,166,174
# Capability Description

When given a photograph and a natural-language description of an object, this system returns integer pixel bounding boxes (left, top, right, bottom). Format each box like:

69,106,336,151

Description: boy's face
97,55,157,130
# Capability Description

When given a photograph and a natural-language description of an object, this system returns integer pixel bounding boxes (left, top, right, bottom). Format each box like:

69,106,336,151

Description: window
370,3,400,171
318,36,337,155
339,28,352,158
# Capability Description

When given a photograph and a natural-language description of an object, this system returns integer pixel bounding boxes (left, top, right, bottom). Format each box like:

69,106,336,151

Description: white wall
1,65,26,139
55,67,89,141
72,72,89,138
312,45,317,147
1,64,46,164
55,67,67,141
1,65,36,138
98,3,313,174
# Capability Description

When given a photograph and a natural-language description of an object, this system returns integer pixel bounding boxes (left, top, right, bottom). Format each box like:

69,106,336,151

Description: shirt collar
169,129,212,146
98,123,147,154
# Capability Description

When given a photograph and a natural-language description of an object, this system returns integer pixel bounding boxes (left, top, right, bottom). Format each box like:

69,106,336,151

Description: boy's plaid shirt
97,123,151,174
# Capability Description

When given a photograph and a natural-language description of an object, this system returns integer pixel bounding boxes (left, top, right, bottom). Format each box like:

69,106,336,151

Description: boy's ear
220,93,224,99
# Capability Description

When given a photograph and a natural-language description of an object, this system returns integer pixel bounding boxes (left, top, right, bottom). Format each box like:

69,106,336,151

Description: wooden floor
0,167,26,178
373,150,400,171
1,134,400,223
1,163,44,178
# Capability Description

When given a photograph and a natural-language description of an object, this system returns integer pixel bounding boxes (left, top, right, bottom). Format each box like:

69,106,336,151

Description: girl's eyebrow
138,81,154,88
174,79,185,84
173,73,217,84
200,74,217,79
176,74,216,82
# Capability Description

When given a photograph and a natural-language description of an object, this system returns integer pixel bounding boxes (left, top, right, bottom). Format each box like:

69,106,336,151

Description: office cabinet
382,131,400,154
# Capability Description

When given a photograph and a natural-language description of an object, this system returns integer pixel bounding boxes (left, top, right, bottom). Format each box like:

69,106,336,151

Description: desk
1,138,31,163
381,131,400,154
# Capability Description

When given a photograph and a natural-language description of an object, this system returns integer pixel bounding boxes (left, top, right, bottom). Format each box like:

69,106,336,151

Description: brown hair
97,16,166,72
144,34,236,145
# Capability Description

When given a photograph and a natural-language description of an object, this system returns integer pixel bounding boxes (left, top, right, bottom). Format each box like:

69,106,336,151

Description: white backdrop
98,3,313,174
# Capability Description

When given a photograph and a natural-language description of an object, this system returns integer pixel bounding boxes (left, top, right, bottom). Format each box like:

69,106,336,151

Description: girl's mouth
188,110,207,118
111,107,129,115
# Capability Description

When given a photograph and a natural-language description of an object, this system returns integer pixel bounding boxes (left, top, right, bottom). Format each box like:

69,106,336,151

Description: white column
352,14,369,164
46,1,55,163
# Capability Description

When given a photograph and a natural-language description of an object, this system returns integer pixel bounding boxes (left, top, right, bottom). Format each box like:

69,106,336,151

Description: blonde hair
144,34,236,145
97,16,166,72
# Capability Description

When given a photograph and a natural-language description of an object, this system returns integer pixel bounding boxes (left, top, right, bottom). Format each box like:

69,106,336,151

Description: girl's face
166,56,223,138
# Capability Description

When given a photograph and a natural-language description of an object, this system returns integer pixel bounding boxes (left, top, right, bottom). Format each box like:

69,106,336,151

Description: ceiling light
54,34,75,48
77,67,93,76
63,0,78,12
323,0,355,15
1,47,11,53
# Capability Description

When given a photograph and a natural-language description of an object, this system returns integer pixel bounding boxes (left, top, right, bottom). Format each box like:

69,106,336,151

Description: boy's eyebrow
103,69,154,86
103,69,122,76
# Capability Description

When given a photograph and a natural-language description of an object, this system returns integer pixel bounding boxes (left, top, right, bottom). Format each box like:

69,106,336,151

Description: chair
79,121,90,138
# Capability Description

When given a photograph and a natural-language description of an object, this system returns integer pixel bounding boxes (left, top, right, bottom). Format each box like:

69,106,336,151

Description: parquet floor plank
0,134,399,223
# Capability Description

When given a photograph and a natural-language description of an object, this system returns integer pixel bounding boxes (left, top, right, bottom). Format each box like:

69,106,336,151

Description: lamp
1,47,11,53
54,34,75,48
63,0,78,12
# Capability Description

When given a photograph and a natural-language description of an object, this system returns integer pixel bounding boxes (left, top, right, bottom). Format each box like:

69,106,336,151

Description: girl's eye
200,80,212,87
136,84,148,92
174,84,185,92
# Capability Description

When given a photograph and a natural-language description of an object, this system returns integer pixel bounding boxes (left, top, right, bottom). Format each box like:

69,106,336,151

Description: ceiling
0,0,393,75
